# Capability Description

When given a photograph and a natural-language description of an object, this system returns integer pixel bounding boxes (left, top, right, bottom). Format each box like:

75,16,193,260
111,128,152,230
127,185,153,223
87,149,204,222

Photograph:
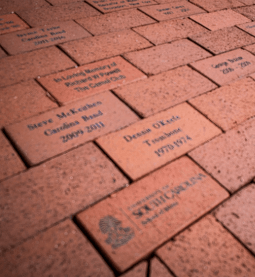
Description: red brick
76,10,155,36
0,21,91,55
17,2,100,27
189,77,255,131
191,49,255,86
0,142,128,253
0,14,29,35
191,27,255,55
190,0,244,12
244,43,255,55
97,103,221,180
0,219,114,277
0,80,57,128
0,131,25,182
48,0,83,5
155,0,188,3
150,258,174,277
0,47,75,88
133,18,208,45
190,9,250,31
124,39,211,75
238,21,255,37
234,5,255,20
139,1,205,21
86,0,157,14
60,30,152,65
0,47,7,58
76,157,228,271
114,66,217,117
5,91,139,165
121,262,147,277
38,56,146,104
189,117,255,192
215,183,255,254
239,0,255,4
157,215,255,277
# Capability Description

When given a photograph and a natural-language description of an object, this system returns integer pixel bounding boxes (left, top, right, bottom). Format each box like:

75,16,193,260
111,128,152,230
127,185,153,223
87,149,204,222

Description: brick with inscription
5,92,139,165
0,131,25,182
38,56,146,104
157,215,255,277
17,2,100,27
0,142,128,253
191,49,255,86
238,22,255,37
150,258,174,277
0,47,75,88
0,14,29,35
0,47,7,58
0,21,91,55
133,18,208,45
114,66,217,117
76,10,155,36
215,184,255,254
190,27,255,55
139,1,205,21
234,5,255,21
60,30,152,65
190,9,250,31
76,157,228,271
189,0,244,12
189,78,255,131
0,219,114,277
86,0,157,14
124,39,211,75
48,0,84,5
121,262,147,277
189,117,255,192
97,102,221,180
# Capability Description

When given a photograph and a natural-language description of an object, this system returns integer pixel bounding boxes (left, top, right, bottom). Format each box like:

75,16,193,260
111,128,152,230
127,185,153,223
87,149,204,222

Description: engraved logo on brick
99,215,134,248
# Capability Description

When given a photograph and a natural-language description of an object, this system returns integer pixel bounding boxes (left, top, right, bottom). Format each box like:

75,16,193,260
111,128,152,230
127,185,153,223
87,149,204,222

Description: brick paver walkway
0,0,255,276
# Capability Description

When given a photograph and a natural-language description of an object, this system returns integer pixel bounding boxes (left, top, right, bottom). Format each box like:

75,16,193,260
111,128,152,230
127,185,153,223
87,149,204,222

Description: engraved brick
133,18,208,45
76,10,155,36
114,66,217,117
234,5,255,21
0,219,114,277
0,21,91,55
189,77,255,131
157,215,255,277
190,9,250,31
215,184,255,254
139,1,205,21
97,102,221,180
189,117,255,192
48,0,83,5
150,258,174,277
0,142,128,253
38,56,146,104
0,14,29,35
60,30,152,65
0,47,7,58
76,157,228,271
190,0,244,12
191,27,255,55
238,21,255,37
0,80,57,128
0,131,25,182
191,49,255,86
86,0,157,14
121,262,147,277
17,2,100,27
5,92,139,165
124,39,211,75
0,47,75,88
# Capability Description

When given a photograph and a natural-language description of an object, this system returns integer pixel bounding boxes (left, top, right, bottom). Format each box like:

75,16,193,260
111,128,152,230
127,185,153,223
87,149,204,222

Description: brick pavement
0,0,255,276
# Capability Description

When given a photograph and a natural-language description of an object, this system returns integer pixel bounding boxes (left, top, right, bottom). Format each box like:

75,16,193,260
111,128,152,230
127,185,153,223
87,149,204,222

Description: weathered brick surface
77,157,228,271
114,65,217,117
0,21,91,55
0,131,25,182
0,47,7,58
189,117,255,192
38,56,146,104
0,219,114,277
0,142,128,253
48,0,83,5
239,0,255,4
190,0,244,12
157,215,255,277
76,10,155,36
124,39,211,75
189,77,255,131
150,258,174,277
244,43,255,55
60,30,152,65
133,18,208,45
238,21,255,37
234,5,255,21
120,262,147,277
0,14,29,35
191,49,255,86
0,47,75,88
17,2,100,27
190,9,250,31
215,183,255,254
